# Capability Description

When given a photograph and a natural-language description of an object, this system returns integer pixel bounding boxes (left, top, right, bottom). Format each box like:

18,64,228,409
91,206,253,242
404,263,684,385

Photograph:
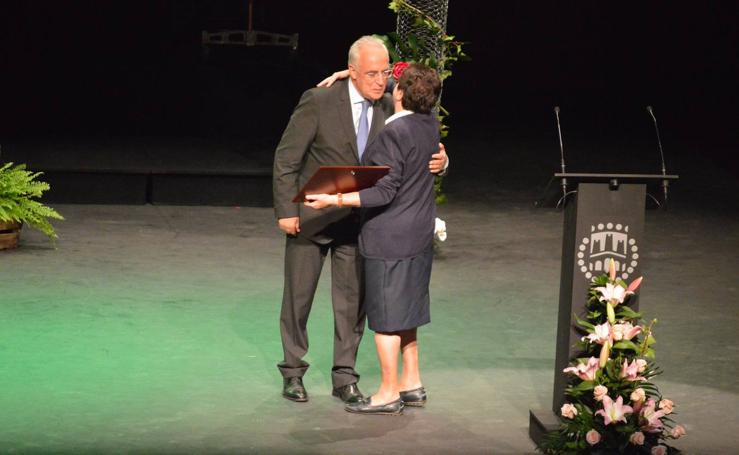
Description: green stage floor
1,202,737,454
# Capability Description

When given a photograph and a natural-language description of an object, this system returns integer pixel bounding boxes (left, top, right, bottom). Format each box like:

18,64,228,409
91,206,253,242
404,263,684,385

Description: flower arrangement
542,259,686,455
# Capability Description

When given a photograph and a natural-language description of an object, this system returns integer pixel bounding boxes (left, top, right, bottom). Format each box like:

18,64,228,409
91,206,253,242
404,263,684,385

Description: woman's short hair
398,63,441,114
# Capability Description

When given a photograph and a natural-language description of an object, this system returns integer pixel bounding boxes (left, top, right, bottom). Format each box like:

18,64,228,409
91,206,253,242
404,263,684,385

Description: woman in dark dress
305,63,441,415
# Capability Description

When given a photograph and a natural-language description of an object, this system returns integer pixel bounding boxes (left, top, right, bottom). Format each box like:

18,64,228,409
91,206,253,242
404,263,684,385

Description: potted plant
0,162,64,249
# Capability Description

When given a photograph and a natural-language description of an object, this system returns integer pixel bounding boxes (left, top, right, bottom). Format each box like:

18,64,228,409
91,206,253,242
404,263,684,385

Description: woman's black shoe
399,387,427,407
345,396,404,415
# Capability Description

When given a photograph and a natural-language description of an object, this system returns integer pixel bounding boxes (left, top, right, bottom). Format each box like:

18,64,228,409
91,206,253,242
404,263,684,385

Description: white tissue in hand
434,217,447,242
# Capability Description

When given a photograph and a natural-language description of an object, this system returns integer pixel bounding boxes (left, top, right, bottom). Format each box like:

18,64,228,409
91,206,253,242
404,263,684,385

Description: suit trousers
277,233,366,388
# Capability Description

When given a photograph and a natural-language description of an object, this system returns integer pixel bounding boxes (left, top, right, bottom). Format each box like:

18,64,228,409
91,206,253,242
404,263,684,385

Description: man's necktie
357,100,370,160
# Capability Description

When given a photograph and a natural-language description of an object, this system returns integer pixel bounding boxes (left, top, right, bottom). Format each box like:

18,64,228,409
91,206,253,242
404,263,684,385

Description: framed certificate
292,166,390,202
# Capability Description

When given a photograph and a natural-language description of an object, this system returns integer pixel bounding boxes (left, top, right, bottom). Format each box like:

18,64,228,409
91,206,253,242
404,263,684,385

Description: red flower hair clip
391,61,410,81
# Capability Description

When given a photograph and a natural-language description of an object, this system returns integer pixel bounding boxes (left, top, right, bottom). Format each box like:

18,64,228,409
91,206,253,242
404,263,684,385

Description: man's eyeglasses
363,69,393,81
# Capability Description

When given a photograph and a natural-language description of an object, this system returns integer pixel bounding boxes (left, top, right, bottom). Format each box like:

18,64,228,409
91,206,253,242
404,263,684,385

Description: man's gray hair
348,35,388,66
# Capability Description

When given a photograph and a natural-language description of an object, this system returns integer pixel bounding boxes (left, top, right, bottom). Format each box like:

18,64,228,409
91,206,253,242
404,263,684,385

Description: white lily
596,282,628,307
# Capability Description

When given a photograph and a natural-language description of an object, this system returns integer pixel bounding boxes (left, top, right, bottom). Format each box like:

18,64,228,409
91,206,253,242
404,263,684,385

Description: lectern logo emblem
578,223,639,280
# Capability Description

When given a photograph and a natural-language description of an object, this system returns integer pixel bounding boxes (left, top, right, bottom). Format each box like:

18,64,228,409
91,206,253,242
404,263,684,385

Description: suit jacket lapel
336,80,359,160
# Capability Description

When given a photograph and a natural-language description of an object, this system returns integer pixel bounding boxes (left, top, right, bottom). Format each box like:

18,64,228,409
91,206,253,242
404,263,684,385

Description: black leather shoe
400,386,427,407
345,396,404,415
332,383,364,404
283,377,308,402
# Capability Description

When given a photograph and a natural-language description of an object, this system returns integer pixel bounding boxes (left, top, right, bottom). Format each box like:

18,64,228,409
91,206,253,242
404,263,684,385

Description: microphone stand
647,106,669,204
554,106,574,208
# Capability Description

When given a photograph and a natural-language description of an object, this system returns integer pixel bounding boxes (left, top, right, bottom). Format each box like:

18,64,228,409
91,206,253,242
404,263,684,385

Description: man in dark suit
272,36,447,404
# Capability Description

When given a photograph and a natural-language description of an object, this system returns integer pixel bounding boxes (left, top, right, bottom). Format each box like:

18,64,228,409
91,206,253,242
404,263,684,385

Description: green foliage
0,162,63,242
433,175,446,205
379,0,469,204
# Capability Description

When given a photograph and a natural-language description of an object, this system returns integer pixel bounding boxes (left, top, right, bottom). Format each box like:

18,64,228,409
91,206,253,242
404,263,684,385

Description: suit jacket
358,113,440,259
273,79,393,243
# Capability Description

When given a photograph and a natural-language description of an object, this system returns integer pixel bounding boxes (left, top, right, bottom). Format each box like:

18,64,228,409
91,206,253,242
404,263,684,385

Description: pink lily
595,395,633,425
626,276,643,294
612,322,642,341
620,358,646,382
583,322,612,344
599,340,611,368
608,258,617,281
595,282,628,307
640,399,667,433
563,356,600,381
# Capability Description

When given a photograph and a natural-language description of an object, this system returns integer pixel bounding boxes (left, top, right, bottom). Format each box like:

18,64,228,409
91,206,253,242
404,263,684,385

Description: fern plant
0,162,64,242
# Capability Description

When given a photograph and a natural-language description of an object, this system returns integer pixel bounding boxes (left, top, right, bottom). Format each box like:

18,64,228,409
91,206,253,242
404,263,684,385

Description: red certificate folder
292,166,390,202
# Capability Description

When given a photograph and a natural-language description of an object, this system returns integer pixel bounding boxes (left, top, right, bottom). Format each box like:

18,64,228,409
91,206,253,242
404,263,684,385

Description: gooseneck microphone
646,105,669,202
554,106,567,200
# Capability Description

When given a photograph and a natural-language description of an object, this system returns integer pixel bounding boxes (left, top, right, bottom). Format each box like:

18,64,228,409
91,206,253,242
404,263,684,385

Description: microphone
646,105,655,120
646,105,669,202
554,106,567,201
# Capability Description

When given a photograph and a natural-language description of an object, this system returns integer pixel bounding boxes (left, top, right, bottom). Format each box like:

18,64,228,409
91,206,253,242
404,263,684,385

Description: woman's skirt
363,244,433,332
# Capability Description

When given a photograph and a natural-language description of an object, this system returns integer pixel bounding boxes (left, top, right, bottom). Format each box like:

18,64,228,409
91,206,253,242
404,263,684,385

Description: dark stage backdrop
1,1,736,172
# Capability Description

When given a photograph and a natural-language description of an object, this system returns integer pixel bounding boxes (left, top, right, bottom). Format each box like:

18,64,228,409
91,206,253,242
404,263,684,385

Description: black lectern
529,173,678,446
